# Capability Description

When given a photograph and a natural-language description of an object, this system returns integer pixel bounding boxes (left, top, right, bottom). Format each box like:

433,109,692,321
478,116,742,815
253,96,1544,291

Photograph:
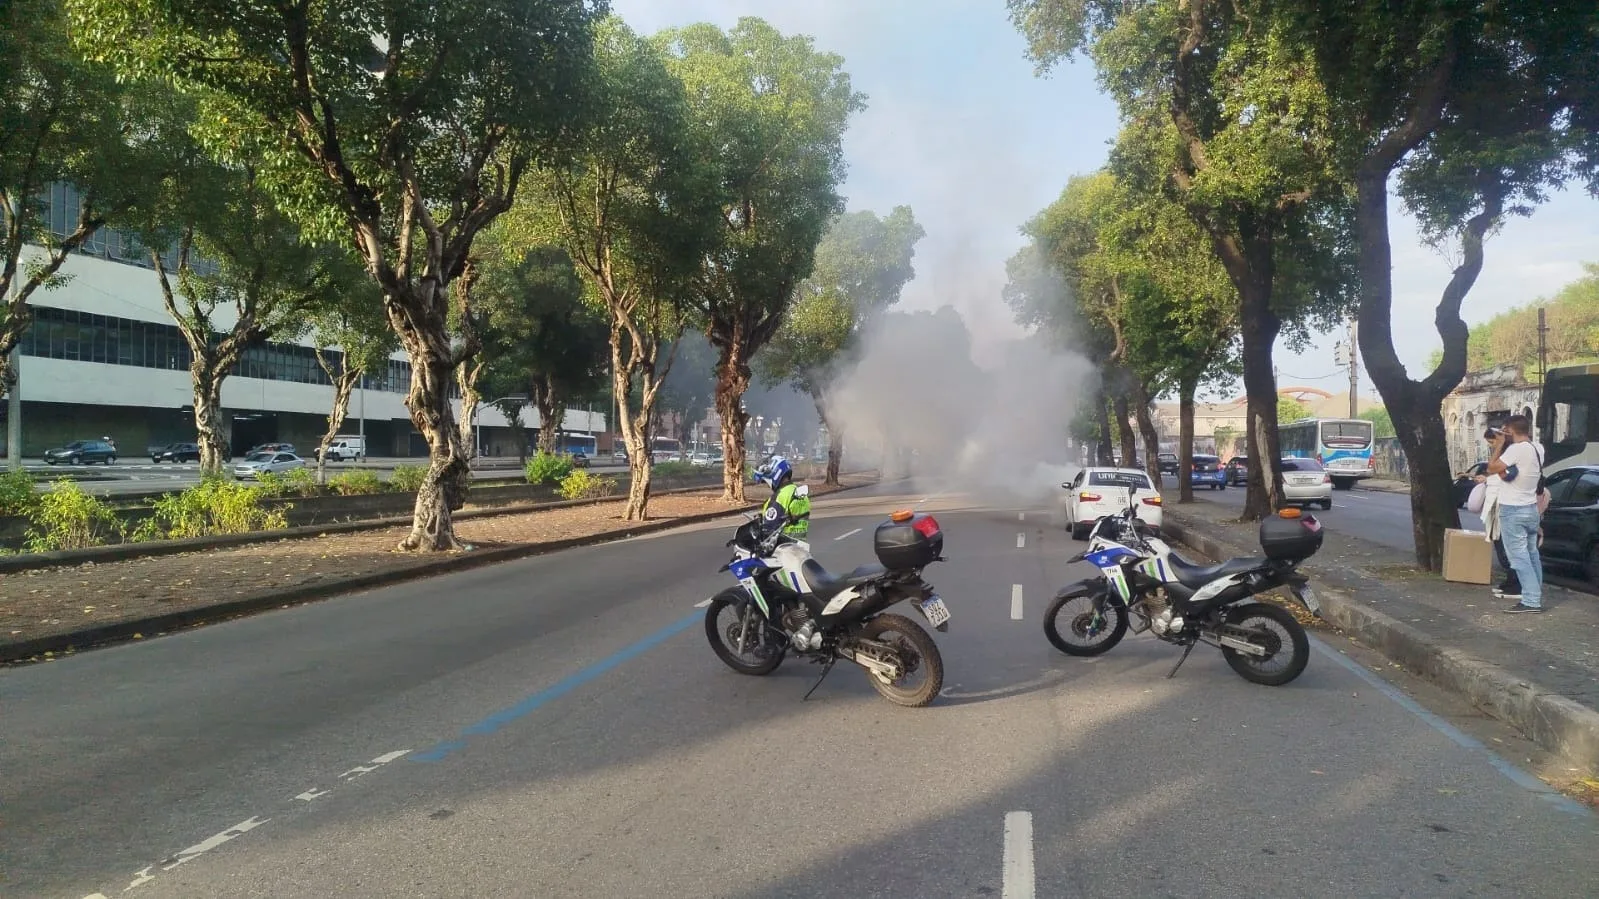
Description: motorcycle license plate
1291,584,1321,614
917,596,951,628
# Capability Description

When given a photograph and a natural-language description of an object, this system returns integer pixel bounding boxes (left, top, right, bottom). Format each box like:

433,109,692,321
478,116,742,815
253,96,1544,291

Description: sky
613,0,1599,403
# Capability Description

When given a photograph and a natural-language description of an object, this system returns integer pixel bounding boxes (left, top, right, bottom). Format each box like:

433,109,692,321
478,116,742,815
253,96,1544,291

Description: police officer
752,455,810,539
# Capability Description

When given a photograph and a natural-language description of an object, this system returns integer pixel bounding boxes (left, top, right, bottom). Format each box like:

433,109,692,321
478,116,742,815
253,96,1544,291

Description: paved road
4,480,1594,898
1164,475,1422,549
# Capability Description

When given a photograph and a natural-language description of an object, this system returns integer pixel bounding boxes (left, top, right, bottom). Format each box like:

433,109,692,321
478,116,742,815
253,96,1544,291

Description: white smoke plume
824,304,1098,507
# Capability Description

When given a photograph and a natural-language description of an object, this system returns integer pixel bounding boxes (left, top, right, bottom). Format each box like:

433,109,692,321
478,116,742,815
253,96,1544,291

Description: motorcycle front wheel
856,613,944,707
1044,590,1128,656
704,587,786,676
1220,601,1310,686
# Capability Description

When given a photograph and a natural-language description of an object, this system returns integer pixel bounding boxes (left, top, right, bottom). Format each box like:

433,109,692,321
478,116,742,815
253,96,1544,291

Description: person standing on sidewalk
1487,415,1545,613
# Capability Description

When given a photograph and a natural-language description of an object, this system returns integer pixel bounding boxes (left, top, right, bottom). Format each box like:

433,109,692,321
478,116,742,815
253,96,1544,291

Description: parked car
44,440,118,465
1537,464,1599,581
1225,455,1250,486
1280,456,1333,509
232,451,304,480
1062,466,1163,541
1189,454,1227,490
151,442,201,464
1158,452,1178,475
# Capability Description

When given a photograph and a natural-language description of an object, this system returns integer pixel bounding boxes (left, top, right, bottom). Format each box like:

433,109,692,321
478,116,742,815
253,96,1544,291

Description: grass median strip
0,476,875,663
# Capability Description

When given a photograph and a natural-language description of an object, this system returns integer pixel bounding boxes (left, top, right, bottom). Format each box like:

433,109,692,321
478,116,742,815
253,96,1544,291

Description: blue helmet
753,455,792,489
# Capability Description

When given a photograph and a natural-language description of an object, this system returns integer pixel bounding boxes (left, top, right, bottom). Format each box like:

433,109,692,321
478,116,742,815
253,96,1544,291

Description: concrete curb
0,479,726,574
1,477,880,663
1161,513,1599,773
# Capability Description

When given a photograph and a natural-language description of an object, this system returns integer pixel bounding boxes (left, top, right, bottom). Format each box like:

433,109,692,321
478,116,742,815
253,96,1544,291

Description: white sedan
1062,467,1163,541
232,451,305,480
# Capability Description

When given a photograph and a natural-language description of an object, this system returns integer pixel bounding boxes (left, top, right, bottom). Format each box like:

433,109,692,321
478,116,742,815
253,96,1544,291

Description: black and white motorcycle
1044,487,1324,686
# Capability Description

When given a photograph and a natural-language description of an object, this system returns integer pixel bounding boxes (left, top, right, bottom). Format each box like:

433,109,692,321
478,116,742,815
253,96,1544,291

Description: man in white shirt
1486,415,1545,612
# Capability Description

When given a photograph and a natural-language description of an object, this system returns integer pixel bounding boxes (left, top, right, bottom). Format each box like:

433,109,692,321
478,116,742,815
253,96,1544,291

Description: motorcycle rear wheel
704,588,786,676
856,613,943,707
1220,601,1310,686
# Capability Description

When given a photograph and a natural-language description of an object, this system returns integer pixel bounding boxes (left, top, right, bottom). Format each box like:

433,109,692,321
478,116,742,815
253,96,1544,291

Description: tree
72,0,605,550
308,271,395,485
126,146,335,474
1358,407,1395,440
759,207,924,485
1,0,171,399
513,17,719,520
1011,1,1356,520
659,18,865,501
1277,395,1311,424
1284,0,1599,568
474,244,608,456
1461,265,1599,372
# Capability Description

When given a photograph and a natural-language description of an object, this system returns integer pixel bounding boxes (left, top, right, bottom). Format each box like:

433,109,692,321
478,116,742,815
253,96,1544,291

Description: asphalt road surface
4,479,1594,898
1169,476,1422,549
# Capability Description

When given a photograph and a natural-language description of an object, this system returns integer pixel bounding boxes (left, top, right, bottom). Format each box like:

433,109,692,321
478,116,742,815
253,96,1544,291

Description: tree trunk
1095,388,1113,466
456,361,482,461
390,307,471,552
190,363,228,475
1178,378,1197,503
613,353,655,520
813,391,843,486
534,375,566,456
1130,378,1161,484
714,328,753,502
1112,393,1137,469
1355,167,1493,569
315,367,361,486
1237,276,1285,520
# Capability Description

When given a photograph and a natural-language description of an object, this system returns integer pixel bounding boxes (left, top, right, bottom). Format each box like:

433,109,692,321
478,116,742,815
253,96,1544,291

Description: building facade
1438,363,1541,474
1,189,601,458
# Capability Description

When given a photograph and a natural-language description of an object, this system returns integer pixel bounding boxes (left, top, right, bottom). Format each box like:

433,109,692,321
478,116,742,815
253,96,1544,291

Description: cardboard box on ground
1442,528,1493,585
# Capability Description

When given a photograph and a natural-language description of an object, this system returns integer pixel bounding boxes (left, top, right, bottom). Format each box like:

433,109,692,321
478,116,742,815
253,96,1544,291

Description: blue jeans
1498,504,1543,608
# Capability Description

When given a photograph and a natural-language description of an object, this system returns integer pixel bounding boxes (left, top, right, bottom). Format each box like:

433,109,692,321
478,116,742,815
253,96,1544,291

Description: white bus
1539,362,1599,476
651,436,682,463
1278,417,1375,490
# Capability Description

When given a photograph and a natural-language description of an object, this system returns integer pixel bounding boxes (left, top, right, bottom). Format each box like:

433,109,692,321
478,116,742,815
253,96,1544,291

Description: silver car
1280,456,1332,509
233,451,305,480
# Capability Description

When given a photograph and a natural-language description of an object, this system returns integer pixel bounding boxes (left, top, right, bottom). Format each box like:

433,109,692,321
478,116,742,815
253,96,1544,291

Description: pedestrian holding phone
1486,415,1546,613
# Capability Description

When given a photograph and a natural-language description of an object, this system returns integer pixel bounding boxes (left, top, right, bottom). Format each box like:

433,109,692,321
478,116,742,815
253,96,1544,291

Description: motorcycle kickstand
1166,642,1197,679
802,656,838,701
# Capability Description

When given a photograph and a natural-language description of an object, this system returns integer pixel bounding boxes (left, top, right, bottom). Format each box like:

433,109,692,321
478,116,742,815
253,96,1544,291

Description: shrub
651,461,698,479
25,479,121,552
148,478,289,539
525,452,573,486
0,468,38,517
255,468,318,497
559,468,618,501
328,469,385,496
387,464,427,493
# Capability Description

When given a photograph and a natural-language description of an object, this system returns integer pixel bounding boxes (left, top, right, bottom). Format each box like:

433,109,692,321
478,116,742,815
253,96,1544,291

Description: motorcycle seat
801,559,887,600
1165,552,1267,590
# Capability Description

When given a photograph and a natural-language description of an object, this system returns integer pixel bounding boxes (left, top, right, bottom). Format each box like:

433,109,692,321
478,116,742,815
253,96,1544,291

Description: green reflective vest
764,483,811,537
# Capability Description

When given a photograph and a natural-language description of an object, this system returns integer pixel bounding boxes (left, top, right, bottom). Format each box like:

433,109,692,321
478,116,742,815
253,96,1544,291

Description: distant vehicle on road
1279,417,1374,490
233,451,304,480
1189,454,1227,491
151,442,201,464
246,442,296,457
1280,456,1333,510
44,440,117,466
569,451,590,468
1225,455,1250,486
313,436,365,462
1062,466,1163,540
651,436,682,463
689,452,716,467
1158,452,1178,475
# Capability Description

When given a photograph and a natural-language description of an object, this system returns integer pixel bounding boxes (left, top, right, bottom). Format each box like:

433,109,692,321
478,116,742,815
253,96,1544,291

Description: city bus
1278,417,1375,490
1538,362,1599,476
650,436,682,463
557,432,597,459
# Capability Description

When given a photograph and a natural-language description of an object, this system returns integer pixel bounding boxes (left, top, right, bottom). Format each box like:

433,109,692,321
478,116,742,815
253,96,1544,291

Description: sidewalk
1161,500,1599,775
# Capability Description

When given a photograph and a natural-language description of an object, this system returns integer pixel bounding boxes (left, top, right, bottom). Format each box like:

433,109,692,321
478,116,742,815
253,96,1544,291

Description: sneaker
1502,603,1543,614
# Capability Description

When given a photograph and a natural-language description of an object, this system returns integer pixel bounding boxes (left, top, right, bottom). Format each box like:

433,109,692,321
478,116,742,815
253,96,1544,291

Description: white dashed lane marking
835,528,862,541
1016,533,1026,549
1003,811,1035,899
1010,585,1024,620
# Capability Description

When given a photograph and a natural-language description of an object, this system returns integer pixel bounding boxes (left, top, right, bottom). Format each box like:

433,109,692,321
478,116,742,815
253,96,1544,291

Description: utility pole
5,198,21,469
1537,306,1548,384
1347,317,1359,419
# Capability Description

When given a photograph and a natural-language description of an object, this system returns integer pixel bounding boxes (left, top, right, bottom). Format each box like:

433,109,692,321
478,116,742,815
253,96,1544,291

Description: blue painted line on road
410,610,703,763
1310,637,1590,818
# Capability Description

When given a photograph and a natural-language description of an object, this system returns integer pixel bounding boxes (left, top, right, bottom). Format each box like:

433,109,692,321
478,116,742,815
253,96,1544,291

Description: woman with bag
1468,429,1520,600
